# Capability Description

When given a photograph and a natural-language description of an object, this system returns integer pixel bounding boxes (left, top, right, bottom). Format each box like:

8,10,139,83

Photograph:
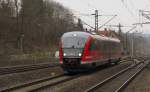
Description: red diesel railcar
59,31,123,73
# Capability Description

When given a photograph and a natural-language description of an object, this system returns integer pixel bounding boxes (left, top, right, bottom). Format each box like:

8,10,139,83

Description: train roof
62,31,91,38
92,34,120,43
62,31,120,43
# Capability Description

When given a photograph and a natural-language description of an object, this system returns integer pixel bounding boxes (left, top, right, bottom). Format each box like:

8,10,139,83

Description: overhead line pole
73,10,117,32
138,10,150,24
91,10,117,32
125,26,137,56
92,10,99,32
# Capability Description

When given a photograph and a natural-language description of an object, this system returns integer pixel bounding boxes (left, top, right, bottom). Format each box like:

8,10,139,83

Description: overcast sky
54,0,150,33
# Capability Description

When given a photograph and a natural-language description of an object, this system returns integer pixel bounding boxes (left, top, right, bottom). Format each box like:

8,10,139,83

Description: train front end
59,32,92,72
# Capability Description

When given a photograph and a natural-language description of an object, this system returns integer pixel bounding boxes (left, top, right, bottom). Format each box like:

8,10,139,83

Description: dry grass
0,50,59,67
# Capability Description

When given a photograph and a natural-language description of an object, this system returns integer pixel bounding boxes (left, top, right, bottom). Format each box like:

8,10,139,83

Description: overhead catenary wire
121,0,137,21
82,0,97,10
58,0,136,31
72,10,119,31
73,15,95,30
80,0,135,30
144,0,150,9
98,15,117,29
63,0,121,31
72,10,92,17
128,0,136,13
136,10,150,25
68,7,95,28
121,0,134,16
81,0,100,11
80,0,105,14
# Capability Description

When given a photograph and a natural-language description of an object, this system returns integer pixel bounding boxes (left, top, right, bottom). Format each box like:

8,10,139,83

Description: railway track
0,73,81,92
0,74,64,91
85,59,150,92
0,63,59,76
0,57,126,76
0,57,134,92
0,56,130,76
1,58,131,92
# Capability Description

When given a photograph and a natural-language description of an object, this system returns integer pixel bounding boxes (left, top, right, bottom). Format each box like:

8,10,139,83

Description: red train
59,31,123,73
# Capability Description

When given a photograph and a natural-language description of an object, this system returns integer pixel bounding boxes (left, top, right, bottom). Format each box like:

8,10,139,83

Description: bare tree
0,0,79,55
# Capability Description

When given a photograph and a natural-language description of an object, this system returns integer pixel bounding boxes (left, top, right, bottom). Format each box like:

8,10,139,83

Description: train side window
100,41,104,52
98,40,101,49
95,40,99,49
102,41,105,52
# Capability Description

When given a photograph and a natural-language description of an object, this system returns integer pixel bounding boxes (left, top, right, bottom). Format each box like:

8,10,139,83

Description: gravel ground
36,61,132,92
124,64,150,92
0,66,63,90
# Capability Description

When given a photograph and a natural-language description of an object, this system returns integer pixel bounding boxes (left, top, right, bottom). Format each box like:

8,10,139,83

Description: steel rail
9,60,130,92
85,61,142,92
0,74,65,92
0,63,59,76
29,74,82,92
115,61,150,92
0,57,133,92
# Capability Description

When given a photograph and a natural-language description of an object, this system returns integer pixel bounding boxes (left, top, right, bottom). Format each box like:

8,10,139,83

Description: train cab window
62,37,87,48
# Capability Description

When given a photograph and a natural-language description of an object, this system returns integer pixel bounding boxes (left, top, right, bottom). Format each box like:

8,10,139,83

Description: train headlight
79,53,82,56
63,53,66,56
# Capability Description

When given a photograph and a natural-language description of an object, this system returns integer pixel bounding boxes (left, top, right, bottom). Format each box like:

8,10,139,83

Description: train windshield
62,37,87,48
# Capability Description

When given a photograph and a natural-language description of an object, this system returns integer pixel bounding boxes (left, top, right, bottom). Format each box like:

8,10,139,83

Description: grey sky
54,0,150,33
